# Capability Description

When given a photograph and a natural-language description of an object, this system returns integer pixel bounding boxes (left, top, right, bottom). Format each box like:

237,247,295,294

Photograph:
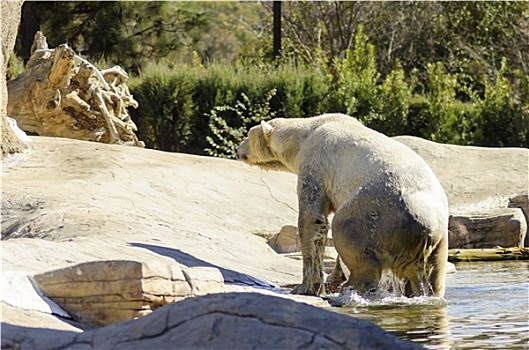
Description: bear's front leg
291,177,329,296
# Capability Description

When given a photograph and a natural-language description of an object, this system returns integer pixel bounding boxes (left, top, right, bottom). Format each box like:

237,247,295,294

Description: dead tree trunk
1,0,27,158
7,32,144,147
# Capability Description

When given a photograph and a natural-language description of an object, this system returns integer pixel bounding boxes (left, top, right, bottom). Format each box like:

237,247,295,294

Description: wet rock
32,260,224,327
509,194,529,247
449,208,527,249
1,292,422,350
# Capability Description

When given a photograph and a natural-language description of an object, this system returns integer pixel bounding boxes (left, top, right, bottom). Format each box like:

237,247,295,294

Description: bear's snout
236,151,247,161
236,139,249,161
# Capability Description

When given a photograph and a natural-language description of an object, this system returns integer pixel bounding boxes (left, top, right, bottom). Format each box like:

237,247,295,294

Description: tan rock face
268,225,300,253
449,208,527,248
32,260,224,327
394,136,529,212
509,195,529,246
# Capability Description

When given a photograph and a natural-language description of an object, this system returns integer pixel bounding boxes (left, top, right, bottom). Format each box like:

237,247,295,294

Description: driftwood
448,247,529,262
7,32,143,147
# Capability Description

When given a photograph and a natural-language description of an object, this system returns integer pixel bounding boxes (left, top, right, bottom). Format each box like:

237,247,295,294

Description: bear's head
236,120,292,172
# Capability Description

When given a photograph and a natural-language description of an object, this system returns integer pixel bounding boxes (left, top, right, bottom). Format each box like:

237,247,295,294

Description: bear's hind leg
332,192,383,296
426,235,448,298
340,248,383,295
401,234,448,297
402,265,425,297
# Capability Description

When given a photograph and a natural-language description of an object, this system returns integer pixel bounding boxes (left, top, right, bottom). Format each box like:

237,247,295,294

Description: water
333,261,529,349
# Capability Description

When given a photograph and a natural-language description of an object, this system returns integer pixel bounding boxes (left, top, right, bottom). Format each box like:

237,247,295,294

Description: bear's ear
261,120,274,143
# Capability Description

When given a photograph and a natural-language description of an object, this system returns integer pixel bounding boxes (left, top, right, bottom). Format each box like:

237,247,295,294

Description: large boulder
32,260,224,327
1,292,422,350
449,208,526,248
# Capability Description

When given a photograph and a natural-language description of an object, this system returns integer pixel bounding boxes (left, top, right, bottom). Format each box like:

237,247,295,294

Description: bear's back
298,114,446,210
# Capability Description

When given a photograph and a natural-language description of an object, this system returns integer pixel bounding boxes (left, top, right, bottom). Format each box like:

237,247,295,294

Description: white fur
237,113,449,297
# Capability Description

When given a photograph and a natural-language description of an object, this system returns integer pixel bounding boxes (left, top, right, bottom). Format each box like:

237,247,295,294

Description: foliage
130,41,527,155
263,1,529,90
17,1,527,152
16,1,263,73
376,66,413,136
472,59,529,147
425,62,460,143
129,61,330,154
128,64,194,152
6,53,24,81
205,89,277,159
333,25,380,119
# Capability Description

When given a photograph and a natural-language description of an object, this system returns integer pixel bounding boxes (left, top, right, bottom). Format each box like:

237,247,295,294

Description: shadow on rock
129,242,274,288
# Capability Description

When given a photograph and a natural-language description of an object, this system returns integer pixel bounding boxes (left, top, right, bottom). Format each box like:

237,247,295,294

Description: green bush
128,39,526,155
472,59,528,147
6,52,24,81
129,64,195,152
333,25,380,120
205,89,277,158
130,61,331,155
372,66,413,136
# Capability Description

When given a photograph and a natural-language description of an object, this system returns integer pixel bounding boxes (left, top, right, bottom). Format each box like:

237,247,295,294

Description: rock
183,266,225,296
509,194,529,247
1,292,422,350
449,208,527,249
446,261,457,274
1,271,69,317
32,260,225,327
1,131,526,339
1,302,85,332
268,225,300,253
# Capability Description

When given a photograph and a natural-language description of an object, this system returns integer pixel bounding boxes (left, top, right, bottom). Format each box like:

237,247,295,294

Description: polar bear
237,113,449,297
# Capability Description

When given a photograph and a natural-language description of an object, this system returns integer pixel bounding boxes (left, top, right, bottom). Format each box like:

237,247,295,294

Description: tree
16,1,209,73
261,1,529,89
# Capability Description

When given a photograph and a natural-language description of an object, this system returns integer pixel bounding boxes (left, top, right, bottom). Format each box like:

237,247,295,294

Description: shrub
205,89,277,158
425,62,459,142
372,65,413,136
128,45,526,154
333,25,380,120
129,64,195,152
472,58,528,147
130,60,332,155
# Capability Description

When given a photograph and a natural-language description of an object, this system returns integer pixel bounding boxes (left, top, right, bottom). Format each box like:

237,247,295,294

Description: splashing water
328,285,447,309
329,261,529,349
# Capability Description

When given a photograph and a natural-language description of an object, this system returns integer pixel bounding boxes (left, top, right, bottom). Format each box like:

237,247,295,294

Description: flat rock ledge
1,292,422,350
32,260,224,327
30,260,327,328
